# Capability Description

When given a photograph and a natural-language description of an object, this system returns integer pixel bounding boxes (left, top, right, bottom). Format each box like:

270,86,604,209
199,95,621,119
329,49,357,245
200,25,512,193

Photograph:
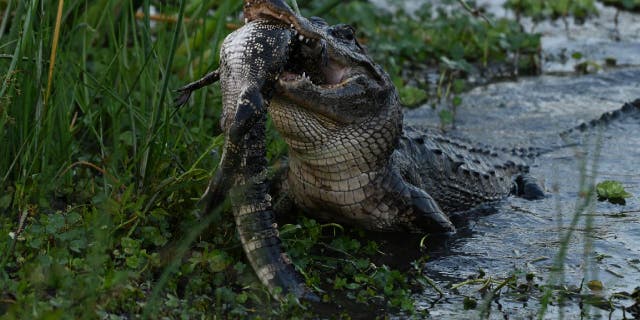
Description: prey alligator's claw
174,69,221,108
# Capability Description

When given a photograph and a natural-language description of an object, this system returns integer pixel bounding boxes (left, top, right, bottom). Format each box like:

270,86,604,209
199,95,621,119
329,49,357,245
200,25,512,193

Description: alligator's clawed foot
173,88,193,108
409,186,456,235
514,174,545,200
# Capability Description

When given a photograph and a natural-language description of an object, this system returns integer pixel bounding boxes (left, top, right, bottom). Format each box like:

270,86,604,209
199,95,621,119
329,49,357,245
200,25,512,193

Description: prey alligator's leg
232,178,317,301
199,87,318,301
174,69,221,108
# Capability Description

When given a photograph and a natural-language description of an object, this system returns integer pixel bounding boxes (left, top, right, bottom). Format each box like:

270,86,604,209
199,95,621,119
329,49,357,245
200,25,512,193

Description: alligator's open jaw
279,59,353,88
278,39,357,90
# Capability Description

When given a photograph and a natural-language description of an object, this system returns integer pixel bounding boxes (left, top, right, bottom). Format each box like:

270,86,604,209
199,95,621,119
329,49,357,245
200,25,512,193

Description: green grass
0,0,241,317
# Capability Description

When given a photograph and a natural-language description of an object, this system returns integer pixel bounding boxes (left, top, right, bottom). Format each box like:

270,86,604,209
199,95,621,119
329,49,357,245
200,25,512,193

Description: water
404,69,640,318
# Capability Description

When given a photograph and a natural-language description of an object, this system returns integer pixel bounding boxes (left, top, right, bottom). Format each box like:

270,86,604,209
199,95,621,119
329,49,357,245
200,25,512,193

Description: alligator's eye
331,24,356,42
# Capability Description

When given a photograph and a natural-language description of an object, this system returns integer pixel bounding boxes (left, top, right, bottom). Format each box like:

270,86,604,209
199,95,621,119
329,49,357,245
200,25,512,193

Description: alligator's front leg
380,167,456,234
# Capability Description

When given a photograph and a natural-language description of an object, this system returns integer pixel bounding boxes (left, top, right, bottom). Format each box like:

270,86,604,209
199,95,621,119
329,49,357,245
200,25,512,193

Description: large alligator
178,1,548,302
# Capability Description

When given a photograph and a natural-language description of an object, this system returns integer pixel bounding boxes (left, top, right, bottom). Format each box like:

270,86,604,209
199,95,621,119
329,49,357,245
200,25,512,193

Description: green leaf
399,85,428,107
0,194,12,209
463,296,478,309
45,214,66,235
438,109,454,126
142,226,168,247
206,250,232,273
596,180,632,205
125,254,142,269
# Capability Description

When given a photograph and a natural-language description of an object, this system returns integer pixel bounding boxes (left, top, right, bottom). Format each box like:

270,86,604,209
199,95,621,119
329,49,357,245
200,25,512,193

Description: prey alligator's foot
174,69,220,108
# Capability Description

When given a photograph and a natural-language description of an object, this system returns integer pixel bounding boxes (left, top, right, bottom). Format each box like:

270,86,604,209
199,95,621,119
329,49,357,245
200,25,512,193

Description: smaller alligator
176,0,324,301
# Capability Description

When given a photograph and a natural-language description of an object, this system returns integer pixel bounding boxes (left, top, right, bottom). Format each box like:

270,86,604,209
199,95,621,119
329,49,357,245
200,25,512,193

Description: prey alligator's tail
229,120,319,302
231,179,318,302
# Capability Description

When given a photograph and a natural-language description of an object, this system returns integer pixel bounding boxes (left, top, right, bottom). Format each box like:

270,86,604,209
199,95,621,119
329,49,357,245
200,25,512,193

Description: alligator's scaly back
396,128,542,213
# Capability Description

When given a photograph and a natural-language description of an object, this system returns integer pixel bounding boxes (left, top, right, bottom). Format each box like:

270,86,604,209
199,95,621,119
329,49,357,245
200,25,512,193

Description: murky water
378,1,640,318
405,68,640,319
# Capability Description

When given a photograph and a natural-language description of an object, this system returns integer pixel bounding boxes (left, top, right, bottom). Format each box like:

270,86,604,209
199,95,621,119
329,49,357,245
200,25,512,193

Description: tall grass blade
44,0,64,107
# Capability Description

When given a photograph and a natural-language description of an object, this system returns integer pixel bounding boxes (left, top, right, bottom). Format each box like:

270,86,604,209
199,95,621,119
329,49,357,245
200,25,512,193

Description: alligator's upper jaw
277,38,367,94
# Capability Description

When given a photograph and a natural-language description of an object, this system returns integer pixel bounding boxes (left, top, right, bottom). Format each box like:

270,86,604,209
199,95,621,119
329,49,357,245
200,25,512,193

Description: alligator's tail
560,99,640,137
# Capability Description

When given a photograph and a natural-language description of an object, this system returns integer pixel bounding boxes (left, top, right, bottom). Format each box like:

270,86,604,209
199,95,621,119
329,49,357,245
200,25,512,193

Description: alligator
177,1,550,302
268,23,545,233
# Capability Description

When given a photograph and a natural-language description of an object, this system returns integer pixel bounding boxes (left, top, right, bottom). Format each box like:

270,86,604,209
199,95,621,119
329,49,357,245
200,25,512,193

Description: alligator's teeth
305,38,310,43
298,35,304,41
290,23,295,28
302,72,306,78
244,18,248,24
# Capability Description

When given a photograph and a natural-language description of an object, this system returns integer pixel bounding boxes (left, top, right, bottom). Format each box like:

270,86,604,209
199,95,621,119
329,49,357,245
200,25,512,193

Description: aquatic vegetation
596,180,632,204
315,1,541,106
